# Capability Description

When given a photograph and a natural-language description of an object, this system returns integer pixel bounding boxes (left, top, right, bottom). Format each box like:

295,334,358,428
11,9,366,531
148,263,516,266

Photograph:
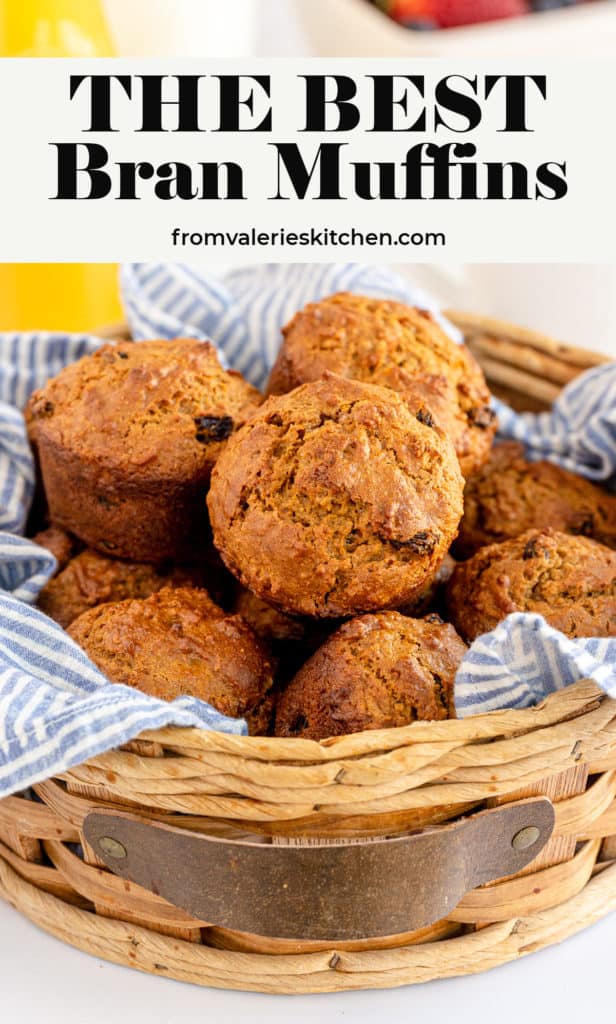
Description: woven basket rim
445,310,609,365
133,678,607,757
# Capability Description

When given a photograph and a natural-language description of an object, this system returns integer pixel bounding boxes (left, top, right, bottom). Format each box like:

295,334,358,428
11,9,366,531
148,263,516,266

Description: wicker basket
0,314,614,995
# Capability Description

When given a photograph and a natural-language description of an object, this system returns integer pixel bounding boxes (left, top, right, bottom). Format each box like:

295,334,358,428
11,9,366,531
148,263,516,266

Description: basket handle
84,797,554,941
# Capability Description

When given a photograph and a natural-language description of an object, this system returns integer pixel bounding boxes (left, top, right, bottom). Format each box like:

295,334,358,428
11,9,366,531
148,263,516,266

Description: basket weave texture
0,315,614,994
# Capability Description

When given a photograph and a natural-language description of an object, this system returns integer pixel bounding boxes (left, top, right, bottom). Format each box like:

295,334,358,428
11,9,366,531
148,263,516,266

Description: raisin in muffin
447,528,616,641
267,293,496,477
37,549,218,629
208,374,464,618
68,587,275,734
454,442,616,559
274,612,466,740
26,339,262,562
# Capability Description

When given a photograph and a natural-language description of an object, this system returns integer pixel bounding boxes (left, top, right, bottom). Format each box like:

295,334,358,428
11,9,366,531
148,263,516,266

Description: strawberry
432,0,529,27
388,0,436,20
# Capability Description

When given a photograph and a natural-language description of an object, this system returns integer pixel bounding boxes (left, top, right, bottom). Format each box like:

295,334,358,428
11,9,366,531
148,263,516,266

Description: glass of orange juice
0,0,123,331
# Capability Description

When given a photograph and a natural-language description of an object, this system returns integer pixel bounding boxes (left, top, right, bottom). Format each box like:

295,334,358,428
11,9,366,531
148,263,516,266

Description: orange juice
0,0,115,56
0,0,123,331
0,264,122,332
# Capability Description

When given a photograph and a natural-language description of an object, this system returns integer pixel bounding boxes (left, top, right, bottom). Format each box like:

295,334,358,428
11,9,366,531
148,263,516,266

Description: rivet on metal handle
99,836,127,859
511,826,541,851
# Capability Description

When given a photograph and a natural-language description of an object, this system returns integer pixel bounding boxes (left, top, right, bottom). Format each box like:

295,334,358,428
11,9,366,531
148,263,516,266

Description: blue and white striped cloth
0,263,614,799
455,615,615,716
495,364,616,483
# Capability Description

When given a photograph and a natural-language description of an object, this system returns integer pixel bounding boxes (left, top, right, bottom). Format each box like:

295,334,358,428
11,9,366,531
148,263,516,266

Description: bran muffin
68,587,275,734
396,552,457,617
447,528,616,641
274,612,466,740
26,339,262,562
37,549,219,629
232,587,338,683
32,525,81,572
454,442,616,559
233,588,307,643
207,374,464,618
267,293,496,477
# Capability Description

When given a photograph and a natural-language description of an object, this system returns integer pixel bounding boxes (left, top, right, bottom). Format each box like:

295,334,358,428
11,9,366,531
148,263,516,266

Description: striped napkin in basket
0,263,614,800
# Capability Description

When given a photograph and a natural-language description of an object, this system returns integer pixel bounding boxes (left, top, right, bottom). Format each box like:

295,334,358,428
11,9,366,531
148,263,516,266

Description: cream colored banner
0,58,613,261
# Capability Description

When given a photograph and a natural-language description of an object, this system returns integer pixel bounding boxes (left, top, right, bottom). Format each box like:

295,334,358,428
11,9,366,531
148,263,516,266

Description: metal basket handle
84,797,554,941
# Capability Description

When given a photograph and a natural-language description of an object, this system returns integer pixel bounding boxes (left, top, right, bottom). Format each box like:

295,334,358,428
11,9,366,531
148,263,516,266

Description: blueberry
400,18,438,29
530,0,576,10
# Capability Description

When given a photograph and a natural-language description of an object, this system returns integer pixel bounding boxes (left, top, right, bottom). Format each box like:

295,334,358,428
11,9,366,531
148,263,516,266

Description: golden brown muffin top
27,339,262,480
68,587,275,734
38,549,219,629
455,442,616,559
208,374,464,618
274,612,466,740
268,293,496,477
447,528,616,642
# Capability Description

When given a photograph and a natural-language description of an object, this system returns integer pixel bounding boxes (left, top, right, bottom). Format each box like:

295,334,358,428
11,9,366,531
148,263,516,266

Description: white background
1,892,615,1023
1,5,615,1019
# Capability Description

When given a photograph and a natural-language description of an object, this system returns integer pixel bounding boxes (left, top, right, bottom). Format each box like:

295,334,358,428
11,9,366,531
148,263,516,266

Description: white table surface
1,894,614,1022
